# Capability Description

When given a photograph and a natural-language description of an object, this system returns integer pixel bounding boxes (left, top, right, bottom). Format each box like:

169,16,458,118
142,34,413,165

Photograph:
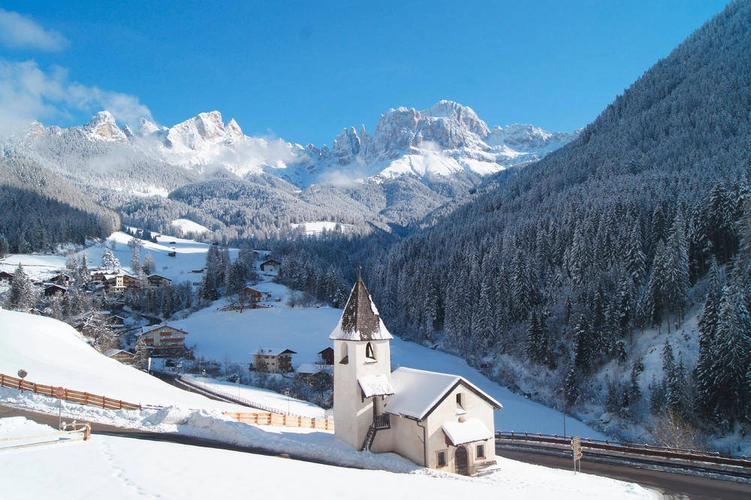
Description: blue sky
0,1,730,146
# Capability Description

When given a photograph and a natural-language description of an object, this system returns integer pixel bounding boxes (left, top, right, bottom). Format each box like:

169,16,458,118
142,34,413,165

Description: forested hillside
0,157,120,253
361,1,751,441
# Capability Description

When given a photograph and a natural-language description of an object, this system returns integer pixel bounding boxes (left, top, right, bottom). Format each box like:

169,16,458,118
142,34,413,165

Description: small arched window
340,343,349,364
365,342,376,360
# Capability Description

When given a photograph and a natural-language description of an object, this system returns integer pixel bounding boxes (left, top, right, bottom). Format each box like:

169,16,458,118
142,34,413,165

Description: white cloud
0,9,68,52
0,59,152,136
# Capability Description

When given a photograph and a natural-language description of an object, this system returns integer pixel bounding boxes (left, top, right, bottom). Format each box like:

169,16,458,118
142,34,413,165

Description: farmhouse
260,259,281,274
0,271,14,286
49,273,73,286
330,278,502,476
240,287,267,305
253,347,296,373
100,271,139,293
138,325,190,357
146,274,172,288
318,346,335,365
44,284,68,297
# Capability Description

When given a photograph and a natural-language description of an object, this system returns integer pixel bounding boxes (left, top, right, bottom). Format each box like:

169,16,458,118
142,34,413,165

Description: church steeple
330,277,393,450
329,278,392,341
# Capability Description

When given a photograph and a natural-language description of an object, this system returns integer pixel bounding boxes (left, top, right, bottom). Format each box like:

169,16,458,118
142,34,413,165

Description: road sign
571,436,583,472
55,386,65,398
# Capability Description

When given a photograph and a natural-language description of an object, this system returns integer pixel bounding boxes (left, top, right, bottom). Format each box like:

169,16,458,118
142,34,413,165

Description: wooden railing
223,411,334,431
0,373,142,411
0,422,91,451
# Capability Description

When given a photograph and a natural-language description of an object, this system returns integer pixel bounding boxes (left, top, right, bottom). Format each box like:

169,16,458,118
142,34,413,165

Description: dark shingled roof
329,279,392,341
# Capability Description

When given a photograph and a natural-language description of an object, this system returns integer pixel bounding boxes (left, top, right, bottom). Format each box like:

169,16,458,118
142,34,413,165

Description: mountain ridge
1,101,576,237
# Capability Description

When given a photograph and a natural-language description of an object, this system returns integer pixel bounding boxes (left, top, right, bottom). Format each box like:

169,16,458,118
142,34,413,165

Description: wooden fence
0,373,142,411
0,422,91,451
224,411,334,431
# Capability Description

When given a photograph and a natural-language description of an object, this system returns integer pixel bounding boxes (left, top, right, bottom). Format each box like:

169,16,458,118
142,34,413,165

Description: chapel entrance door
455,445,468,476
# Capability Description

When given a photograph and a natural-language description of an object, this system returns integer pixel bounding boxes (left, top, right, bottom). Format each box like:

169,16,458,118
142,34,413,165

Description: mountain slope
0,157,120,252
1,102,576,237
364,1,751,443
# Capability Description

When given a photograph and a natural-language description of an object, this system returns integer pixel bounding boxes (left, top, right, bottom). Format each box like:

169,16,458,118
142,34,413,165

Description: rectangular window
437,450,447,467
476,444,485,459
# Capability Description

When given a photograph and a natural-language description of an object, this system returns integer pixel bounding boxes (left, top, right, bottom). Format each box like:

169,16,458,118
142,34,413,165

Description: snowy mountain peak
423,100,490,138
83,111,128,143
138,117,165,136
164,111,239,152
370,102,492,161
486,123,576,154
332,127,361,166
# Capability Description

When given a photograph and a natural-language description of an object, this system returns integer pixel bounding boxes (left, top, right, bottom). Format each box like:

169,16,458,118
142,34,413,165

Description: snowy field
0,309,660,499
0,418,657,500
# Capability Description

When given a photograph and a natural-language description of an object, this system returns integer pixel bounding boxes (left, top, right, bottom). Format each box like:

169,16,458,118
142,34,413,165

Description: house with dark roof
253,347,296,373
0,271,13,286
147,274,172,288
260,259,281,274
330,278,501,476
44,284,68,297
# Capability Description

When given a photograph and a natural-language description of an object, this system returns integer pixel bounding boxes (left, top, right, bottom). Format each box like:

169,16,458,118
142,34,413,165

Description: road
3,403,751,498
497,446,751,500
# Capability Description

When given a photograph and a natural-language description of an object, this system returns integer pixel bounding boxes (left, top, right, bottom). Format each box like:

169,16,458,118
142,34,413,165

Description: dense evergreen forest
271,1,751,443
0,157,120,253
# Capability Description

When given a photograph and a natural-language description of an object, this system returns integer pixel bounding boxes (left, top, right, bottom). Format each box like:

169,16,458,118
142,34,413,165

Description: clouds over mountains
0,9,151,136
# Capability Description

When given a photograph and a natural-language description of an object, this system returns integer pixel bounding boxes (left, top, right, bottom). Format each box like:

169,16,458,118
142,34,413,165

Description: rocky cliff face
295,100,578,186
7,100,576,188
1,101,578,232
83,111,129,143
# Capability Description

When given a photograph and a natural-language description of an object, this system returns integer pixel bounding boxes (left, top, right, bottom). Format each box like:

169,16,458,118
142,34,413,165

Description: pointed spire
329,278,393,341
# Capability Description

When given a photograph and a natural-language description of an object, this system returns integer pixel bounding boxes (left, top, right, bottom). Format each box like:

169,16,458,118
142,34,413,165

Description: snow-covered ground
0,417,656,500
0,309,660,499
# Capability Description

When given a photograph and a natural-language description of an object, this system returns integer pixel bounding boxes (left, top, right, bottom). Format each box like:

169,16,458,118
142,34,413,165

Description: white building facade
330,279,502,476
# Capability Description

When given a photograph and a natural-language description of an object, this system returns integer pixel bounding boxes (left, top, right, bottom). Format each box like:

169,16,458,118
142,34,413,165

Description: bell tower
329,278,393,450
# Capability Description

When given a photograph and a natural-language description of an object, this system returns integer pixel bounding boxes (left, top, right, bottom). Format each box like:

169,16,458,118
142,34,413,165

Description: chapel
330,278,502,475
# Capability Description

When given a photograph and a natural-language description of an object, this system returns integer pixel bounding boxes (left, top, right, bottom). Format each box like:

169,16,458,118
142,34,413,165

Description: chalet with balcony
138,325,190,357
147,274,172,288
253,347,296,373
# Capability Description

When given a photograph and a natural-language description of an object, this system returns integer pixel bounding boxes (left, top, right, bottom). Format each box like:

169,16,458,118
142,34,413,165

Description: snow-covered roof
358,374,395,398
104,349,134,358
329,279,392,341
254,347,296,356
296,363,331,375
384,367,502,420
442,418,494,446
139,325,189,336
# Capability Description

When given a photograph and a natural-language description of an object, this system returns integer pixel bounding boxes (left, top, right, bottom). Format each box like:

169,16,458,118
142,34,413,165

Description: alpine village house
330,278,502,476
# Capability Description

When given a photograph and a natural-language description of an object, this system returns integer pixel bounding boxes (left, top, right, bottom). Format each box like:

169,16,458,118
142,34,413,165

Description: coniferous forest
271,1,751,443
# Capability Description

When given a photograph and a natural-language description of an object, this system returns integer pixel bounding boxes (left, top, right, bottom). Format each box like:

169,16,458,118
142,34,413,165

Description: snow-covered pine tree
102,248,120,270
6,263,35,310
130,246,141,274
142,251,155,276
